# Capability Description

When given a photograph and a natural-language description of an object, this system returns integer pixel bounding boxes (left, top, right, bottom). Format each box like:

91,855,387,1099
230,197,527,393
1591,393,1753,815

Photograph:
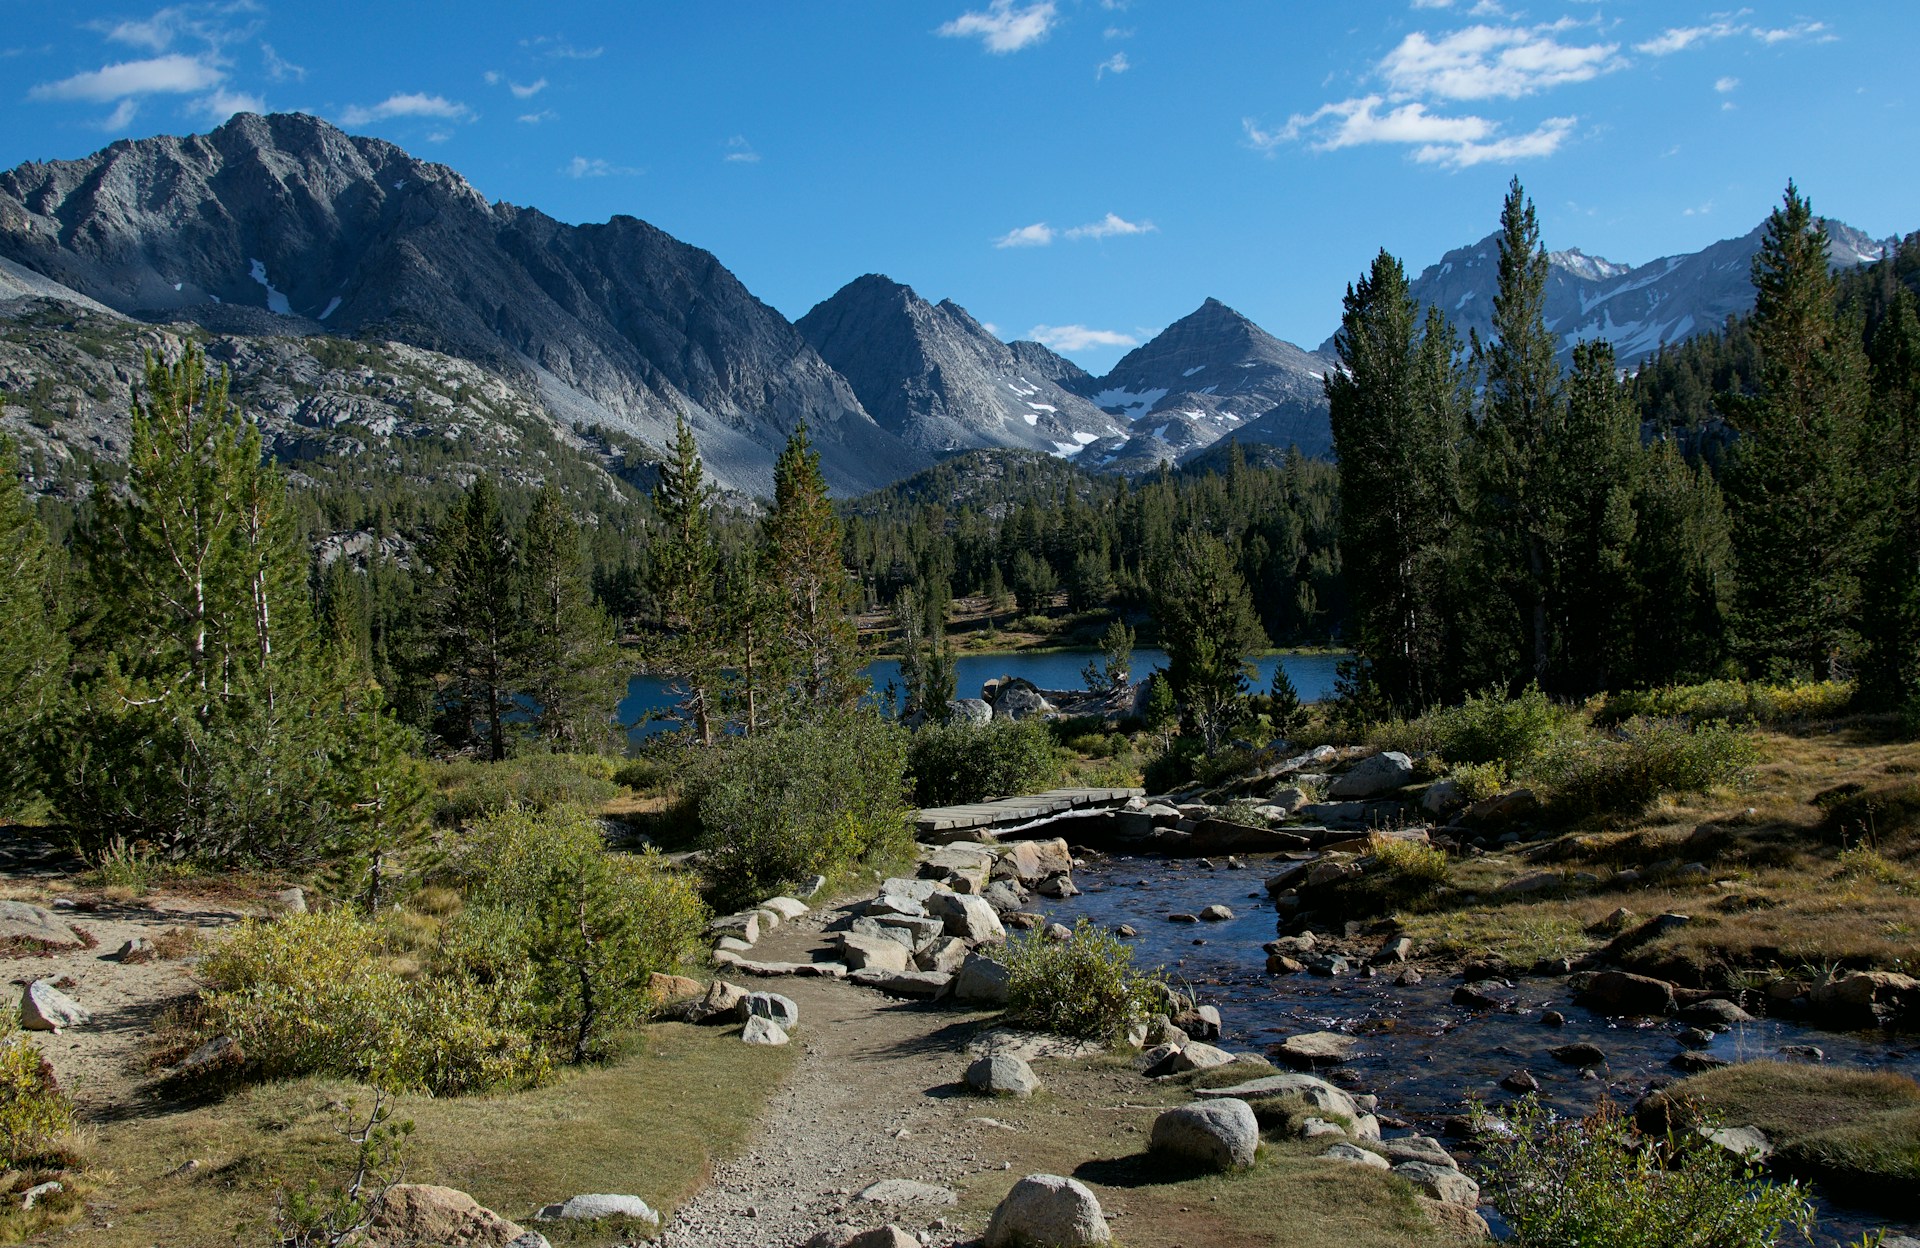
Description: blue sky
4,2,1915,371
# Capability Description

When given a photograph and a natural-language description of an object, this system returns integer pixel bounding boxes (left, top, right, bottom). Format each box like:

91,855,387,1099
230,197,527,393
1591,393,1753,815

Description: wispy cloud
192,86,264,121
261,43,304,82
1063,212,1154,241
995,222,1055,248
1637,19,1830,56
95,98,140,131
29,53,223,102
723,135,760,164
340,92,475,126
1381,23,1623,100
518,109,557,125
1248,96,1574,169
564,155,640,178
521,35,603,60
91,3,261,55
1028,324,1138,352
1715,76,1739,93
938,1,1058,54
1097,51,1130,79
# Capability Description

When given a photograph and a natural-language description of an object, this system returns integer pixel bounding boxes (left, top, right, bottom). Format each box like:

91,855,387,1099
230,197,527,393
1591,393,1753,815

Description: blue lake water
615,649,1344,742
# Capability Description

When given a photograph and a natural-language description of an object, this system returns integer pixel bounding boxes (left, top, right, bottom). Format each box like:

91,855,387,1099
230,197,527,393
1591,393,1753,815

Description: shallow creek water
1033,851,1920,1245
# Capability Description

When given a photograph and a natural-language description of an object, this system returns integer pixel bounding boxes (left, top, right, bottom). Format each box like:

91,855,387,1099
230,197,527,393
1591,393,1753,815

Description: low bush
432,752,620,826
1597,679,1856,728
1429,684,1570,768
1533,717,1758,814
994,920,1163,1040
1447,760,1509,803
909,717,1062,807
688,709,912,911
440,805,709,1062
1477,1096,1815,1248
1370,835,1449,888
0,1018,73,1167
612,756,672,792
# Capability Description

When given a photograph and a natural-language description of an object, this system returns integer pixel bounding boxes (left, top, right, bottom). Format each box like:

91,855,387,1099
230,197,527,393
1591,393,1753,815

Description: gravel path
657,904,1032,1248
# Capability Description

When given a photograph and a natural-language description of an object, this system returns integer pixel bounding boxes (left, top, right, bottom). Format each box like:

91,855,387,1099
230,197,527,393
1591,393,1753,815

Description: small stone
1678,1026,1716,1047
271,886,307,914
1044,922,1073,942
1321,1142,1390,1170
1267,954,1306,975
1452,984,1502,1011
20,980,89,1032
1394,1161,1480,1209
1150,1099,1260,1171
1274,1031,1358,1069
1671,1050,1732,1073
1167,1042,1234,1074
966,1054,1040,1099
1115,924,1137,938
1198,904,1235,922
1501,1070,1540,1093
1167,912,1199,924
1550,1042,1606,1067
1540,1010,1567,1027
535,1193,660,1225
741,1016,789,1045
857,1179,958,1207
115,936,158,964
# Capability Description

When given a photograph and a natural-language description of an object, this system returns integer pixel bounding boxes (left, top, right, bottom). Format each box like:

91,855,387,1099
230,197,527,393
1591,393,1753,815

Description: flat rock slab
536,1193,660,1224
857,1179,957,1207
1274,1031,1358,1068
849,968,953,999
0,902,83,949
730,959,848,979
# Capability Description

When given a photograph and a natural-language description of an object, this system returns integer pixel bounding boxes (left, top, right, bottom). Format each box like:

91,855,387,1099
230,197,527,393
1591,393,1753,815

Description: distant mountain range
0,112,1902,503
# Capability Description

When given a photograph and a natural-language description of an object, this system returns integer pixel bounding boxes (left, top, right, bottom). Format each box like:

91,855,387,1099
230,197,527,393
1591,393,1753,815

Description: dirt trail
659,903,1064,1248
4,890,247,1116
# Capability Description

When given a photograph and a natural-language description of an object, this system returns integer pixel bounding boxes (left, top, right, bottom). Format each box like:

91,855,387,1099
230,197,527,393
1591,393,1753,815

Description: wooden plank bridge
913,787,1144,843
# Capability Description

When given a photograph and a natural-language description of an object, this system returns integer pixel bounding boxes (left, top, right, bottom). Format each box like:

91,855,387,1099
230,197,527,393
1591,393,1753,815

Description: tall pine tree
427,477,519,759
1858,283,1920,710
648,416,725,742
0,440,66,813
1154,530,1268,749
519,485,624,750
1725,182,1871,679
762,424,863,716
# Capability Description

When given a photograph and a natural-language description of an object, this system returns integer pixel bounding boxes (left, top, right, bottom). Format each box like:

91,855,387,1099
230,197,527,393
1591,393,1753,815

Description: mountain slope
795,274,1122,457
1071,297,1335,470
0,111,918,495
1367,219,1897,368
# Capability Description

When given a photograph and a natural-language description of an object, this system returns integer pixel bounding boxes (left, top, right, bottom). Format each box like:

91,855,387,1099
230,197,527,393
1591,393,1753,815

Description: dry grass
944,1055,1480,1248
1639,1060,1920,1205
1397,719,1920,977
55,1022,796,1248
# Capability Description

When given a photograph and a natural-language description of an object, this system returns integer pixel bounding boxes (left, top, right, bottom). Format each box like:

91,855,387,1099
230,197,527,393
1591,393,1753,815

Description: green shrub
0,1019,73,1166
1428,684,1569,768
196,908,550,1094
1534,717,1758,814
613,756,672,792
432,753,620,826
994,920,1163,1040
438,805,709,1062
909,717,1062,807
688,709,912,911
1477,1096,1815,1248
1142,739,1200,793
1371,835,1449,888
1597,679,1856,727
1448,760,1509,802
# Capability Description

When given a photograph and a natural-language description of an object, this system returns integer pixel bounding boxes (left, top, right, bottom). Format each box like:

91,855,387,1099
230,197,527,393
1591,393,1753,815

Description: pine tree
1326,250,1467,710
649,416,725,742
1470,178,1564,690
762,424,863,716
427,478,519,759
1153,530,1269,749
1544,339,1642,695
519,486,624,750
1725,182,1871,679
1858,284,1920,710
1268,664,1307,739
56,344,403,862
0,440,66,813
1627,439,1733,685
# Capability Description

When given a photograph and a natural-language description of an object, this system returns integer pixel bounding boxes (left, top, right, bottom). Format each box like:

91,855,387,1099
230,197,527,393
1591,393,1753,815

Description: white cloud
1686,201,1714,216
93,4,260,54
995,222,1055,248
1064,212,1154,241
1411,0,1454,8
981,321,1001,337
518,109,557,124
95,98,140,131
938,1,1058,54
563,155,639,178
1250,96,1572,169
98,12,179,51
192,87,264,121
1381,24,1623,100
1412,115,1575,167
724,135,760,163
521,36,603,59
1097,51,1130,79
1028,324,1138,352
1715,76,1739,93
29,53,223,102
262,43,304,83
340,93,475,126
510,77,547,98
1638,19,1830,56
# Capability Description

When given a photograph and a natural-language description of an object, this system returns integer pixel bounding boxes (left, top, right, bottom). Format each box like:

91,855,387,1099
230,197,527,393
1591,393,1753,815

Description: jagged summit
796,273,1120,457
0,112,917,496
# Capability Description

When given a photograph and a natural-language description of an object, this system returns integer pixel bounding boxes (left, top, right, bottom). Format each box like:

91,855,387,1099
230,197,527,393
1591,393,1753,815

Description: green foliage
1426,684,1570,768
764,424,864,714
439,805,708,1063
1083,619,1135,695
994,920,1163,1040
908,716,1061,807
273,1090,414,1248
1596,678,1855,727
1369,835,1449,888
422,477,519,759
517,485,625,751
431,752,619,825
1447,761,1509,803
1153,529,1268,749
50,344,415,866
1267,664,1308,739
1533,717,1758,814
0,437,66,814
1142,671,1178,731
196,909,549,1094
0,1018,73,1167
647,414,725,742
1476,1096,1814,1248
687,708,911,911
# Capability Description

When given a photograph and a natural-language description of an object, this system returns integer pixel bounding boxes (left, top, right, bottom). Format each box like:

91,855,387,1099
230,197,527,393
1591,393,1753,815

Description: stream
1033,852,1920,1246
